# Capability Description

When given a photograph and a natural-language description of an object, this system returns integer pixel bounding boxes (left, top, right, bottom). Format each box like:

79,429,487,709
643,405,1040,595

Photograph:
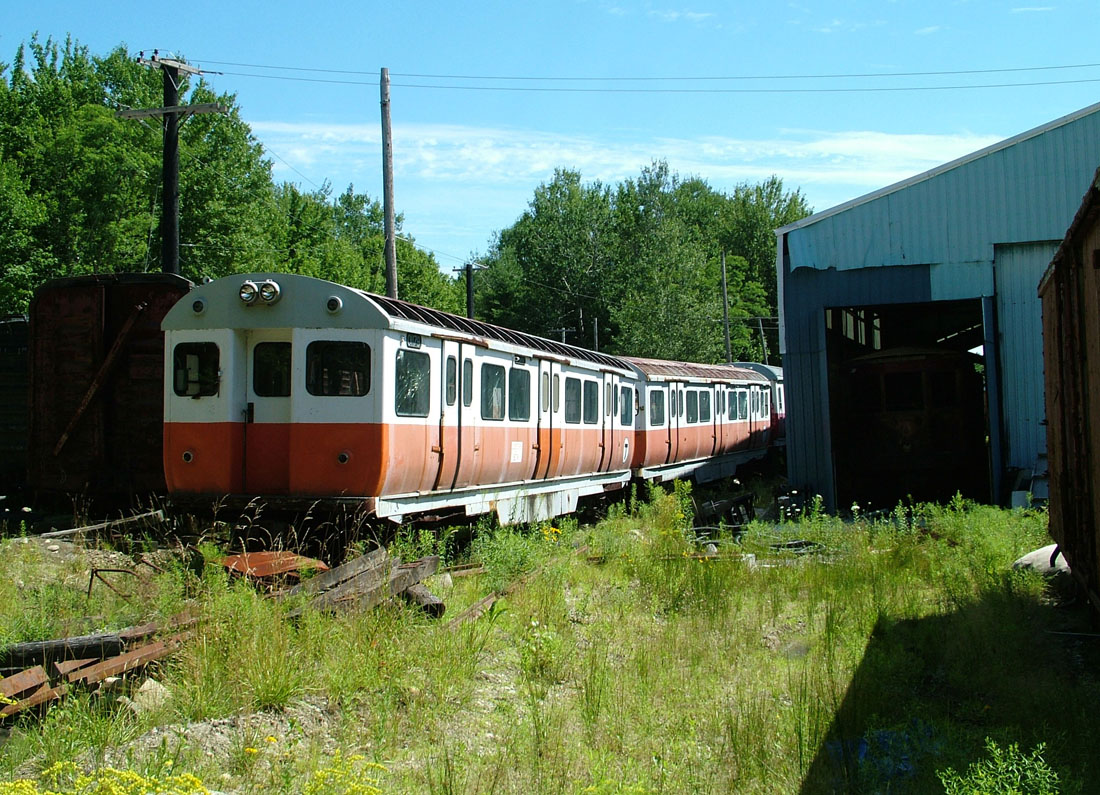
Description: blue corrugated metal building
776,101,1100,510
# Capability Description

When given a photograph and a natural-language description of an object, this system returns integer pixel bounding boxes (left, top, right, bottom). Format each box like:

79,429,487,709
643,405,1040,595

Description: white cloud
248,119,1006,260
1010,6,1054,11
914,25,942,35
647,9,715,22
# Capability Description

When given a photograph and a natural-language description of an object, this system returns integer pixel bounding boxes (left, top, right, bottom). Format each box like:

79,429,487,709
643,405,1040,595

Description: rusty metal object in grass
221,550,330,583
67,633,188,686
87,567,140,601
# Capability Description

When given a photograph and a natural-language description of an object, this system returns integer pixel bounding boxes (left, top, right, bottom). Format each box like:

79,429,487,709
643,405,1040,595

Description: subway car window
605,383,612,416
686,390,699,423
553,374,561,413
700,391,711,422
620,385,632,425
739,391,749,420
253,342,292,397
542,372,550,412
481,363,506,420
173,342,219,397
650,389,665,426
509,367,531,421
583,380,599,424
462,359,473,407
395,349,431,417
306,341,370,397
445,356,457,406
564,377,581,423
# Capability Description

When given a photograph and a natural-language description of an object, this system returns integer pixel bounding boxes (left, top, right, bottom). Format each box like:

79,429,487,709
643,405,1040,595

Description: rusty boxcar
27,272,192,502
0,314,29,494
1040,168,1100,609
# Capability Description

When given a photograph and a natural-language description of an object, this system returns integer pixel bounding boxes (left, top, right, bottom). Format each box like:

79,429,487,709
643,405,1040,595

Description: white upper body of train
162,273,783,523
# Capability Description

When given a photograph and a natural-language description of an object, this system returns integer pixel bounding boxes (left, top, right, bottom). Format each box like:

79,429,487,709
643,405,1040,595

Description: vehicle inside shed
826,298,992,511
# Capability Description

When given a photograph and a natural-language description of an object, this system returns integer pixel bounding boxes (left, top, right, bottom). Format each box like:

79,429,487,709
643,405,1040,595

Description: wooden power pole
381,68,398,299
721,251,733,364
121,52,225,275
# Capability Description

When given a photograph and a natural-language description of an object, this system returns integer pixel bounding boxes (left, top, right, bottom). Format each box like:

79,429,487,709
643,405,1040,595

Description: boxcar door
242,329,293,494
433,340,461,492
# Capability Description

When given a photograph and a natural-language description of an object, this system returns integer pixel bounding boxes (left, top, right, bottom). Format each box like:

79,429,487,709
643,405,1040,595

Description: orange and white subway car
162,273,778,524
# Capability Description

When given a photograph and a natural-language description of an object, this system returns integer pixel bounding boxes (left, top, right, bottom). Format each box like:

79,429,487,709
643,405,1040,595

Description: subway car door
533,359,553,479
598,372,613,472
242,330,293,493
433,340,461,492
453,351,479,489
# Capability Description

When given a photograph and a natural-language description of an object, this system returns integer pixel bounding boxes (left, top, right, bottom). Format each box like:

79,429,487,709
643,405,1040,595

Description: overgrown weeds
0,487,1090,793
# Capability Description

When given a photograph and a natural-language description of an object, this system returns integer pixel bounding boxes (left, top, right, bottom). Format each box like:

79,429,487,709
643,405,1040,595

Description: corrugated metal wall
780,102,1100,508
994,241,1059,470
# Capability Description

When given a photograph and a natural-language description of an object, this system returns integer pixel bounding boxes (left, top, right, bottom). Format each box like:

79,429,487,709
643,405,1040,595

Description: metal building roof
778,101,1100,273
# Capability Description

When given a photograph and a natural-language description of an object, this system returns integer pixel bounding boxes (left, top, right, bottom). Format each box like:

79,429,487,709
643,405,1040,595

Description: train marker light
259,280,282,304
191,299,206,315
326,296,343,314
239,280,259,304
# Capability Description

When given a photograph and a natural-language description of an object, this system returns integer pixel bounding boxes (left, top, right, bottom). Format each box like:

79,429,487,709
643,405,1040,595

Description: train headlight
259,279,281,304
326,296,343,314
239,280,259,304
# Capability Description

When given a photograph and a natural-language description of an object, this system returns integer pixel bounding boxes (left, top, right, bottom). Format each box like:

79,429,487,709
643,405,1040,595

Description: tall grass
0,487,1089,793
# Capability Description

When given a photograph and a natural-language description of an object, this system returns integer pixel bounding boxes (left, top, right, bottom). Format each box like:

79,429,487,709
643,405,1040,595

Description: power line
194,58,1100,82
210,68,1100,94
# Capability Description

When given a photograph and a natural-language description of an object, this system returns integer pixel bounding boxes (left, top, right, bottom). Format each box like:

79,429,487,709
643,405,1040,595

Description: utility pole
758,317,770,364
380,68,398,299
720,251,732,364
122,52,225,275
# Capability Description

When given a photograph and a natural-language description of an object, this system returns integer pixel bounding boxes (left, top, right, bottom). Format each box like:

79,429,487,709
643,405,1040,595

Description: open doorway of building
827,299,992,510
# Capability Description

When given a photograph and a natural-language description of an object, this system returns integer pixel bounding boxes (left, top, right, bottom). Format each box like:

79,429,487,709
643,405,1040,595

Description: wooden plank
39,509,164,539
1,683,67,718
313,556,440,614
447,594,499,628
69,634,187,686
0,666,48,700
279,547,389,599
402,583,445,618
300,552,395,611
0,632,123,670
51,658,97,679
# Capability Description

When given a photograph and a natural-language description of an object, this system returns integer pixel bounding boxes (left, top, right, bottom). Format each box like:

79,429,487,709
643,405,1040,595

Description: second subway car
162,273,782,524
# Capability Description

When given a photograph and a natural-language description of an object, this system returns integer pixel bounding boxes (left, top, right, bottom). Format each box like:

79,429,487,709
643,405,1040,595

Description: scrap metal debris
0,612,194,720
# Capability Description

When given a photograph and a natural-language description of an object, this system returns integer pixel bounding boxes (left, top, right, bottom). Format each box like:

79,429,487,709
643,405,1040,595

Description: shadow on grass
799,588,1100,794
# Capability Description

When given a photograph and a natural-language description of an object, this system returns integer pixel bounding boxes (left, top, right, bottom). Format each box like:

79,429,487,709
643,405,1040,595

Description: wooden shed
1039,168,1100,608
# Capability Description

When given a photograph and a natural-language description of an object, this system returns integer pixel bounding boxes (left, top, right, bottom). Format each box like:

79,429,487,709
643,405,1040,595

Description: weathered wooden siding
1040,173,1100,608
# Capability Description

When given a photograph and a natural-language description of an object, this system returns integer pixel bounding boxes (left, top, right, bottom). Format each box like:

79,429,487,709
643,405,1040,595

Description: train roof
622,356,769,383
164,273,632,371
732,362,782,382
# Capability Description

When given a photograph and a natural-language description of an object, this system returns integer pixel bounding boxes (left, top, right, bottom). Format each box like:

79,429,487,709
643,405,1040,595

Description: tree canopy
0,35,461,315
0,35,810,364
475,162,810,363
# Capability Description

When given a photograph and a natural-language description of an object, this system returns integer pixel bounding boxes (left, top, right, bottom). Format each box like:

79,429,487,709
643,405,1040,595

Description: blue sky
6,1,1100,268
